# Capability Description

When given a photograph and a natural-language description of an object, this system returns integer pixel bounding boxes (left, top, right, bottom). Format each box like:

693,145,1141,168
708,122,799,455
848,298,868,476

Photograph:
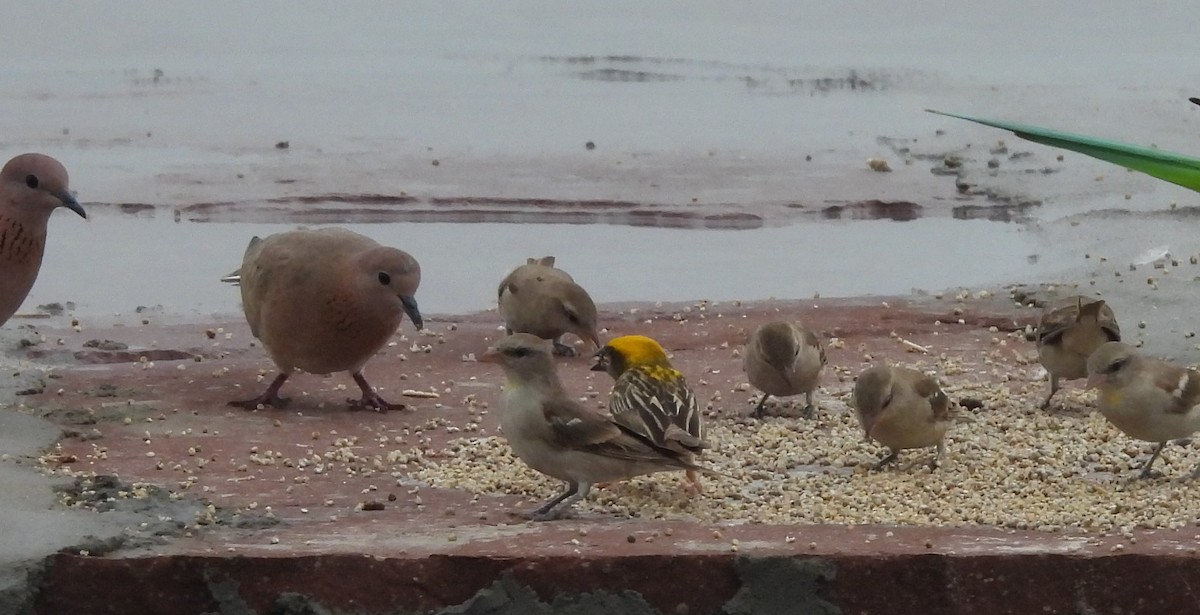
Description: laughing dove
227,227,422,412
743,321,826,418
853,364,952,469
1086,341,1200,479
480,333,720,520
497,256,600,357
0,154,86,326
1034,295,1120,409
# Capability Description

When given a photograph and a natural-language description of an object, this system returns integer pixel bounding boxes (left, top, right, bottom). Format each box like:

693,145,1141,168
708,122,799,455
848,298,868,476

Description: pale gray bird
226,228,421,412
742,321,826,418
0,154,86,326
853,364,952,469
1086,341,1200,479
1035,295,1120,409
481,333,717,520
497,256,600,356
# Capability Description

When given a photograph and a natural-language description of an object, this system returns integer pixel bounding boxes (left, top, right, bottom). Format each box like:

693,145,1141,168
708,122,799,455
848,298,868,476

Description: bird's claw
347,393,405,413
519,508,573,522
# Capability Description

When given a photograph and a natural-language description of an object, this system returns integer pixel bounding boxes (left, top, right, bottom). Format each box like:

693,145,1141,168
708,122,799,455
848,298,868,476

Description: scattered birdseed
404,363,1200,532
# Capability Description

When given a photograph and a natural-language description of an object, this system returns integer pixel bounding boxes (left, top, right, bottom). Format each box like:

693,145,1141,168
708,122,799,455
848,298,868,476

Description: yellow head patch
605,335,671,368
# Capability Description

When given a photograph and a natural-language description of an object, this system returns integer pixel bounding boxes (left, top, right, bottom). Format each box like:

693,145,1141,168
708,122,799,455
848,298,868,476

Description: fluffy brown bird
0,154,86,326
1035,295,1120,409
592,335,708,492
1086,341,1200,479
742,321,826,418
481,333,716,520
853,364,952,469
498,256,600,356
226,228,422,412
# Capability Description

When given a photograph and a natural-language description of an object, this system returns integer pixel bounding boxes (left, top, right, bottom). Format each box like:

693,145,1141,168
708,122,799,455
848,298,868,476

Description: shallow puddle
28,212,1041,320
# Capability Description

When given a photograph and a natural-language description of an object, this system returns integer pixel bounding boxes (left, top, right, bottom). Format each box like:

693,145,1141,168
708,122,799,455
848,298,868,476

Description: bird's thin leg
929,442,945,470
551,336,576,357
752,393,770,418
873,449,899,470
545,482,592,519
530,481,588,521
229,373,290,409
1040,374,1060,410
1138,442,1167,479
802,390,816,419
348,372,406,413
683,470,703,495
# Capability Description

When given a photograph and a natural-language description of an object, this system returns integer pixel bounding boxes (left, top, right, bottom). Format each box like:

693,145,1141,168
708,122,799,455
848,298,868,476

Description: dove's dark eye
25,174,38,189
377,272,391,285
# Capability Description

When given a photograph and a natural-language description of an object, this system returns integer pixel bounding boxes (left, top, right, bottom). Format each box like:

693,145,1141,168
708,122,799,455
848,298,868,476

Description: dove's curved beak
401,295,423,330
59,193,86,219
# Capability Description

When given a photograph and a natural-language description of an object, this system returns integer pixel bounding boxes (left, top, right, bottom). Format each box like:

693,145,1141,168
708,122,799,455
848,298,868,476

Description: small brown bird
0,154,86,326
853,364,952,469
742,321,826,418
1086,341,1200,479
592,335,708,492
226,228,422,412
498,256,600,356
481,333,716,520
1035,295,1120,409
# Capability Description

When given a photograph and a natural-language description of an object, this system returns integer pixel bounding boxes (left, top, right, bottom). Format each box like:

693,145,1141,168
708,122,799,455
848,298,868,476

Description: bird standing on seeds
1086,341,1200,479
742,321,826,418
592,335,708,492
1035,295,1120,409
497,256,600,356
480,333,717,520
225,227,422,412
0,154,87,327
853,364,952,469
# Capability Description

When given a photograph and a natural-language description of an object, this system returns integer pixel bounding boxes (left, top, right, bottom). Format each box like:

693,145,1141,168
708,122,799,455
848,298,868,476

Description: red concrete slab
12,290,1200,613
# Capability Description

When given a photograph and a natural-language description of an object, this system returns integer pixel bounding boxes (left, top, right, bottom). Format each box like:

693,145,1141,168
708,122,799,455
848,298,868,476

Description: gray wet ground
3,1,1200,609
3,2,1198,330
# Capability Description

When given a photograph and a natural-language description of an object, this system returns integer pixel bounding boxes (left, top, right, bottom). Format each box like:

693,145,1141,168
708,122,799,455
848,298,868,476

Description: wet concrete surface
3,293,1200,613
6,1,1200,612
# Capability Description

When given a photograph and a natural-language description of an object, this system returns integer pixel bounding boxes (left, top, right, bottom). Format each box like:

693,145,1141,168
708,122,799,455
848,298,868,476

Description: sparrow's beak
590,353,608,372
478,348,502,364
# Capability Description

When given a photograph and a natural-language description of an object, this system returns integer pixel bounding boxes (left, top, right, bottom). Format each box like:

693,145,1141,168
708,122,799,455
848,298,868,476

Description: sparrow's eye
881,393,894,408
377,272,391,285
507,347,531,358
25,174,38,189
1106,358,1126,374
